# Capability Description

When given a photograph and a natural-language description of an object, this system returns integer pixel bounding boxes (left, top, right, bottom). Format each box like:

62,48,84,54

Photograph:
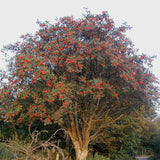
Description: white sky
0,0,160,81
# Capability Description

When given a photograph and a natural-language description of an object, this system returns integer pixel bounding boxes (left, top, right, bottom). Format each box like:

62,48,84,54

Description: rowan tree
0,10,159,160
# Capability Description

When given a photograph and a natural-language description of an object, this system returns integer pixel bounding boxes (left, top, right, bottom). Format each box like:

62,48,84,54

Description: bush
0,145,16,160
110,150,136,160
0,127,66,160
149,156,157,160
87,152,109,160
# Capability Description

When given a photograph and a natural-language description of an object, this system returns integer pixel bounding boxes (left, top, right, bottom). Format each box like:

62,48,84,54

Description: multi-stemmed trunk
71,139,89,160
67,114,91,160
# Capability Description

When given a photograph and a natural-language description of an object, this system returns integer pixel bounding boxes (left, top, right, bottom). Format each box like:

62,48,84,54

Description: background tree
139,117,160,158
90,109,153,159
0,10,159,160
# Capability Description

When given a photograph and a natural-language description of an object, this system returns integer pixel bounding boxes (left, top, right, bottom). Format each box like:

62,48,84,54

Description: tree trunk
72,140,89,160
75,148,88,160
66,114,91,160
67,123,90,160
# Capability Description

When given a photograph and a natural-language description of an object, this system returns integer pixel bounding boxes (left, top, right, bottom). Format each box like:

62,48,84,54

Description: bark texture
67,114,91,160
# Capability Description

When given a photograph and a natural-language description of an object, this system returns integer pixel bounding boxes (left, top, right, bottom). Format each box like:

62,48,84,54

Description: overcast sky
0,0,160,82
